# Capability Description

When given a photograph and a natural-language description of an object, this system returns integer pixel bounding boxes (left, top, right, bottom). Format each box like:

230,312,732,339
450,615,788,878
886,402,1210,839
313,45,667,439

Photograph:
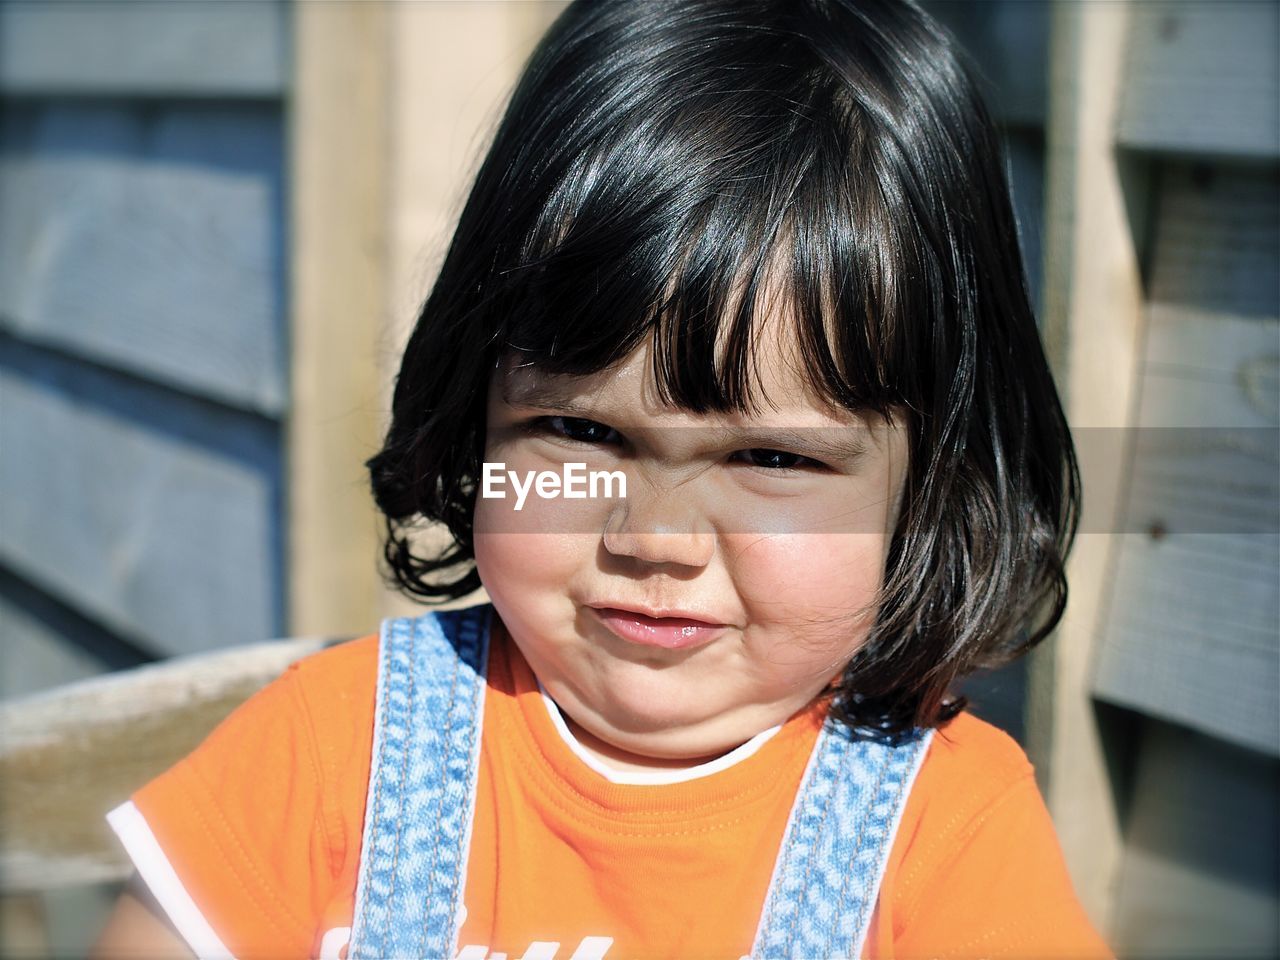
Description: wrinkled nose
601,493,715,568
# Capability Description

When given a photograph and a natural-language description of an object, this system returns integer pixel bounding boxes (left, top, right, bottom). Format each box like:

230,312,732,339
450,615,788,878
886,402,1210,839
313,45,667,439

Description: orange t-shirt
120,627,1113,960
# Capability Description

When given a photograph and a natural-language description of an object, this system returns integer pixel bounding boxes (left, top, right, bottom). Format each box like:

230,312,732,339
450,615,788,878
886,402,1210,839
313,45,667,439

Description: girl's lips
589,606,728,650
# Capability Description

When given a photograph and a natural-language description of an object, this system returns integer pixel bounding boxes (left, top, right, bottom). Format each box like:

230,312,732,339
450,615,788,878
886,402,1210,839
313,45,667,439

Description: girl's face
473,326,910,768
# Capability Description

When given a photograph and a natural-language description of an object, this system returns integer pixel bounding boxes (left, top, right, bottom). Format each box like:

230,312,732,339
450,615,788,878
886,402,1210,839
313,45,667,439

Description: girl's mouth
588,606,728,650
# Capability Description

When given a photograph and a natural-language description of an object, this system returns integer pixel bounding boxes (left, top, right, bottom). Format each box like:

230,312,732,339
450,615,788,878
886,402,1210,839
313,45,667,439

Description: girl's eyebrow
501,379,587,411
717,428,869,463
503,383,871,462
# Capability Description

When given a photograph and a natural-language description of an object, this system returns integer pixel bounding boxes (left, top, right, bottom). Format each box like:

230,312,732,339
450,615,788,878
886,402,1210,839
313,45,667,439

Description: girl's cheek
473,451,611,605
474,490,595,576
727,532,889,617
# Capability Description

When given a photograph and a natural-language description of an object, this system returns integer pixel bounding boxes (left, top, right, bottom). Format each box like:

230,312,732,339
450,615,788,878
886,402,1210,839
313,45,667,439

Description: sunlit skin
473,319,911,773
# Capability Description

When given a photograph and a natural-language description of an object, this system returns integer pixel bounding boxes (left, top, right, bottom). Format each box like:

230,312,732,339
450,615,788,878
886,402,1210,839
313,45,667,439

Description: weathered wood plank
0,564,151,701
1137,362,1279,431
1147,165,1280,319
1120,323,1278,536
0,638,326,893
1146,306,1280,382
1098,358,1279,754
1092,533,1280,757
0,102,287,416
0,590,114,702
0,0,288,97
1119,427,1278,535
1090,154,1279,756
1117,1,1280,159
1109,719,1280,957
0,339,282,658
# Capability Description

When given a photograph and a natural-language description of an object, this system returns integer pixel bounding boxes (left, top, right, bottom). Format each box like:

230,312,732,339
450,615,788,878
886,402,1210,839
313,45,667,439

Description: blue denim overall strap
348,606,491,960
750,719,934,960
347,602,932,960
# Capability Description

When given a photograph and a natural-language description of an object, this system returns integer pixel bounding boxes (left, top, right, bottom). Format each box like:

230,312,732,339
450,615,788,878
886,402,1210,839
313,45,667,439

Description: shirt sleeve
106,662,338,960
892,773,1116,959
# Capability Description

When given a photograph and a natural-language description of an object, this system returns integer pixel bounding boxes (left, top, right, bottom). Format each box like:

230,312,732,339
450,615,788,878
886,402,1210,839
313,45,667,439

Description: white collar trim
536,681,782,785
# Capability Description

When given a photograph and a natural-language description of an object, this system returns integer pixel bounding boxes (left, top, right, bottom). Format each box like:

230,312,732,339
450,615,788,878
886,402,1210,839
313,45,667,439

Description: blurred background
0,1,1276,957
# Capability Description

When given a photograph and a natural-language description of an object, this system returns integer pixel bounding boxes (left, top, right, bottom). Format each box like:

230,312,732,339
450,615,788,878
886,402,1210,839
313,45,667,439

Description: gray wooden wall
925,4,1279,955
1091,3,1279,956
0,0,290,697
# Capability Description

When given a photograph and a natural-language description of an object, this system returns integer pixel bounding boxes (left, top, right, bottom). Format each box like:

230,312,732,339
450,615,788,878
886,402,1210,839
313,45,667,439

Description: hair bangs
494,63,919,428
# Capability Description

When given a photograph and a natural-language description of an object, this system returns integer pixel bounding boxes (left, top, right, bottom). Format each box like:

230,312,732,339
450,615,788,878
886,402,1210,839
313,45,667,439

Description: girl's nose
601,497,715,569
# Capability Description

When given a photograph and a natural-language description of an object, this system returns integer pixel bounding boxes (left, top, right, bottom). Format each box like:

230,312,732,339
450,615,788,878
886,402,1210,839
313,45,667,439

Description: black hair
367,0,1080,743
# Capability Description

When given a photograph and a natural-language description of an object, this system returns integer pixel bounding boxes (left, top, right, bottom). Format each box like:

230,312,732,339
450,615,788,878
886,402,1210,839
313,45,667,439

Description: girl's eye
525,420,824,471
541,416,621,445
732,448,825,471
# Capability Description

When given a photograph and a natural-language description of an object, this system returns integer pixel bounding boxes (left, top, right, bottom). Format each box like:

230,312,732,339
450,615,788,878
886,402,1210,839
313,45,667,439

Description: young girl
94,0,1114,957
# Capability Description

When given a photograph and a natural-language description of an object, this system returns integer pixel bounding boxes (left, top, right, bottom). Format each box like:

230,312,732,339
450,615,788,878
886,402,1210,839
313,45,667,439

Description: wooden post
377,0,569,621
287,0,390,636
289,2,570,631
1031,0,1142,934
